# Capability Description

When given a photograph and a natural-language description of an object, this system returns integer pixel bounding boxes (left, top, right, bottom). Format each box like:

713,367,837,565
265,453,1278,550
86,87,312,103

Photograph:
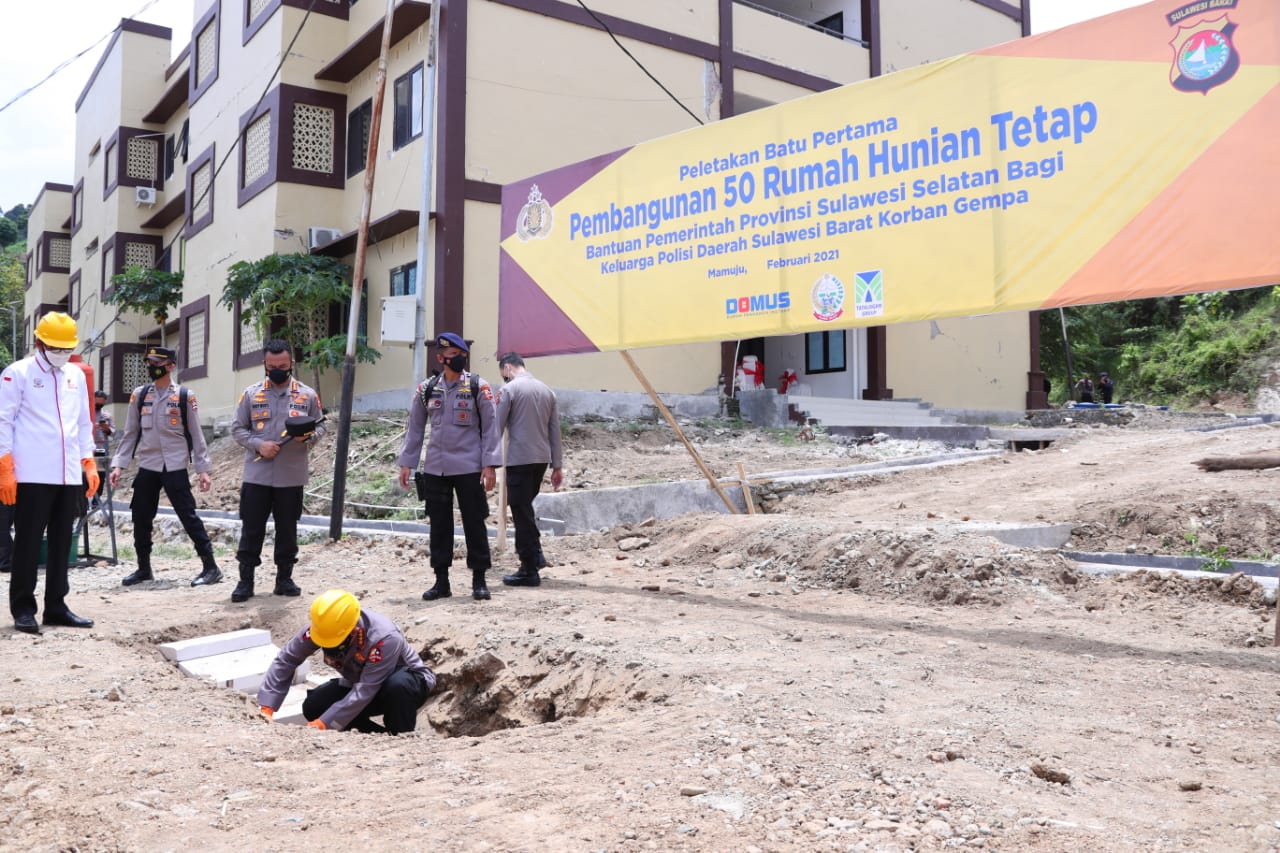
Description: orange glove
0,454,15,505
306,719,327,731
260,706,275,722
81,458,100,499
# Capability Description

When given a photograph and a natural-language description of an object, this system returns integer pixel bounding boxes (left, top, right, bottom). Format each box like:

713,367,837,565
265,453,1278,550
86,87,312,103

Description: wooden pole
619,350,738,514
737,461,756,515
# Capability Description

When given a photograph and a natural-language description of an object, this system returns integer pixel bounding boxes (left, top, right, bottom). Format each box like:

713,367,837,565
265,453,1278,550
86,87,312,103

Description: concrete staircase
787,395,988,441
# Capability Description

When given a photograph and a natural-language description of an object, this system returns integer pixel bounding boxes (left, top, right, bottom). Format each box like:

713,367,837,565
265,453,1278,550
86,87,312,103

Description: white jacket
0,352,95,485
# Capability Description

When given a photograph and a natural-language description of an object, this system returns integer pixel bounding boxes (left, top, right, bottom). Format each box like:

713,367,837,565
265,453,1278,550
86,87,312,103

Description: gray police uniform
231,376,324,571
397,370,500,578
258,609,435,733
495,372,562,569
111,383,215,563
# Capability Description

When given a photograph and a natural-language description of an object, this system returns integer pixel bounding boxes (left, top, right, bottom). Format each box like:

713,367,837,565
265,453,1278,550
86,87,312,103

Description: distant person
397,333,500,602
93,390,114,452
258,589,435,734
230,339,324,603
1098,371,1115,405
1075,375,1094,404
109,346,221,588
495,352,563,588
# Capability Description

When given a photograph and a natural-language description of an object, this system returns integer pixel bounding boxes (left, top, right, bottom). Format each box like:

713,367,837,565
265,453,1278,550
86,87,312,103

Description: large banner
499,0,1280,357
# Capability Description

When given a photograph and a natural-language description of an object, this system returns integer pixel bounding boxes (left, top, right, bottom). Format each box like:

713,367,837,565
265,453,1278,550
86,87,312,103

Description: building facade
28,0,1040,425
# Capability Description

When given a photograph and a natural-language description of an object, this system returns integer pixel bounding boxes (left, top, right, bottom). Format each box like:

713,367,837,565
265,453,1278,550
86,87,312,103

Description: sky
0,0,1151,214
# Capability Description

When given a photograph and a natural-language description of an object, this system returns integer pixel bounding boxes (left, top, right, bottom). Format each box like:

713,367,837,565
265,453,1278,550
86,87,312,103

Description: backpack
131,384,193,461
420,372,482,433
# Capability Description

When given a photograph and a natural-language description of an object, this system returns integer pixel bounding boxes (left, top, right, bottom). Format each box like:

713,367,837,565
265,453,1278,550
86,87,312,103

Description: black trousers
9,483,83,620
0,502,14,572
130,467,214,559
302,669,431,734
422,472,490,572
235,483,303,570
506,463,547,568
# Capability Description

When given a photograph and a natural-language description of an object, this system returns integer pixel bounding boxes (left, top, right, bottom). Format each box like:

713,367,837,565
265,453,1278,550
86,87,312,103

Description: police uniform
111,365,217,583
397,351,500,598
0,348,96,629
258,609,435,733
230,374,323,590
495,368,562,578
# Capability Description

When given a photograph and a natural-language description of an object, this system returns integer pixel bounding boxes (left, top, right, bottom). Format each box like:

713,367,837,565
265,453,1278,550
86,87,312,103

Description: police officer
495,352,563,588
109,346,221,587
258,589,435,734
230,339,323,603
0,312,98,634
397,332,500,601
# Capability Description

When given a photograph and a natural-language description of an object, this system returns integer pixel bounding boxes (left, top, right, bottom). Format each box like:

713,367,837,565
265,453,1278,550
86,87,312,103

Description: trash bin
38,537,78,568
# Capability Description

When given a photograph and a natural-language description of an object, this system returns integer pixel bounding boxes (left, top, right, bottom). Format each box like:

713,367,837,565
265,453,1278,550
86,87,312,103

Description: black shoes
14,614,39,634
273,577,301,596
191,566,222,586
472,582,491,600
502,563,541,587
422,582,452,601
231,565,255,602
43,610,94,628
121,567,153,586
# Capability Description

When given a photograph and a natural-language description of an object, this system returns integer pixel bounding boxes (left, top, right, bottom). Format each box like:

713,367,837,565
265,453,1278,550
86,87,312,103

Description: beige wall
733,2,869,85
879,0,1020,74
886,312,1029,410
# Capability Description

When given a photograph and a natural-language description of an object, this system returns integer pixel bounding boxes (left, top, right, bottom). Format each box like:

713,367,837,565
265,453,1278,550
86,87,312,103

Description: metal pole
330,0,397,541
412,3,442,383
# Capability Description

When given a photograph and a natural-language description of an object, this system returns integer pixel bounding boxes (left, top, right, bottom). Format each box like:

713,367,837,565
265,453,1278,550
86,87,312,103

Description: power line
574,0,705,126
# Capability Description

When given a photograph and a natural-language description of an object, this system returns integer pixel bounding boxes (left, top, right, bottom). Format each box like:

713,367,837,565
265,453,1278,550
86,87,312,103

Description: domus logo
725,292,792,316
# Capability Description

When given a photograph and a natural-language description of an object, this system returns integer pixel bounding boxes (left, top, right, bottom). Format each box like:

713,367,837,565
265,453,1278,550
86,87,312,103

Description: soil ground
4,408,1280,853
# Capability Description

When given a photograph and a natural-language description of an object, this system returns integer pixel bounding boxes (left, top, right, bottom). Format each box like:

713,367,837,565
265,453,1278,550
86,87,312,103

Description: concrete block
158,628,272,662
178,644,310,693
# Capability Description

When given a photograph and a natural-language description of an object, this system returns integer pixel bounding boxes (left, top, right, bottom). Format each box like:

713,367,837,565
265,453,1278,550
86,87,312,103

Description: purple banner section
498,248,599,357
500,147,631,240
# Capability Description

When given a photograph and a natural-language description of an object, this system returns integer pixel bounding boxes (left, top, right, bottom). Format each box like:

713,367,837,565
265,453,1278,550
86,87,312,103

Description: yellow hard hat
34,312,78,349
309,589,360,648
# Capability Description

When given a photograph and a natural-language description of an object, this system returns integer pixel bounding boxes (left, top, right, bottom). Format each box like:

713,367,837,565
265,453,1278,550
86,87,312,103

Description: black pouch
413,471,429,501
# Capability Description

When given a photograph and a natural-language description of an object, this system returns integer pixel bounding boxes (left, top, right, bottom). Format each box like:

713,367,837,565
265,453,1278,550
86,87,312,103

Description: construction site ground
4,407,1280,852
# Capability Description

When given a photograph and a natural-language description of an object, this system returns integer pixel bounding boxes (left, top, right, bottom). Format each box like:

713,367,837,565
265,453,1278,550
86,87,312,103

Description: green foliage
0,218,17,247
1181,531,1233,573
3,205,29,241
0,247,25,370
106,265,185,326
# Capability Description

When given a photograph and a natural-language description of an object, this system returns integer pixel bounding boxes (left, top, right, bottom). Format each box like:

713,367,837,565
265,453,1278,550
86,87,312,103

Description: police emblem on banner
516,184,554,242
1167,4,1239,94
853,270,885,320
811,273,845,322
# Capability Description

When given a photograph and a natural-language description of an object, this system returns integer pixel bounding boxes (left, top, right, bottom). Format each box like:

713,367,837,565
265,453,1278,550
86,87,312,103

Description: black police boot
422,568,452,601
230,564,255,603
273,564,301,597
502,562,541,587
472,569,491,600
122,554,153,586
191,552,222,586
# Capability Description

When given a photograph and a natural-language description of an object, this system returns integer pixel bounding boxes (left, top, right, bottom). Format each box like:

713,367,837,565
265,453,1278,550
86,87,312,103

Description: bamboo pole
619,350,737,514
737,461,756,515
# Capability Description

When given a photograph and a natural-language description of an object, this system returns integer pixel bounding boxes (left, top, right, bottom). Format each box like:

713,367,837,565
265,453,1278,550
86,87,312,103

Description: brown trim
249,0,349,46
76,20,173,110
31,182,73,211
233,301,266,370
315,1,433,83
71,180,84,237
862,326,892,400
1020,0,1031,37
493,0,716,60
864,0,880,77
190,2,222,107
68,271,82,318
101,232,164,298
1026,311,1047,409
23,251,31,291
179,295,211,380
103,133,120,200
143,73,189,124
732,52,840,93
40,231,71,274
244,0,278,44
141,189,187,229
33,236,42,278
102,342,147,400
463,179,501,204
112,127,165,194
165,42,192,80
276,84,347,190
967,0,1022,22
719,0,734,118
434,0,467,335
61,216,72,230
311,209,421,258
185,143,216,238
238,90,280,206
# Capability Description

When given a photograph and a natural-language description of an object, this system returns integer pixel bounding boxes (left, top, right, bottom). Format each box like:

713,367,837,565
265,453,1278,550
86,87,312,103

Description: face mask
445,354,467,373
503,374,512,384
267,367,291,385
45,350,71,369
147,363,169,380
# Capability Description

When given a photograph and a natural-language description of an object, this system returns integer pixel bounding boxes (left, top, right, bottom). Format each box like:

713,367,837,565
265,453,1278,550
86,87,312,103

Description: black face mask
147,364,168,380
445,354,467,373
267,367,291,385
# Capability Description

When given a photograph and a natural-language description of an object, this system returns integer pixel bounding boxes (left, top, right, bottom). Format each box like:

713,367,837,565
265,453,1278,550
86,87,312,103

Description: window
191,4,220,104
71,181,84,236
180,296,211,379
805,330,847,374
338,288,369,346
390,261,416,296
104,141,118,193
165,119,190,181
392,64,423,149
346,98,371,178
186,144,216,238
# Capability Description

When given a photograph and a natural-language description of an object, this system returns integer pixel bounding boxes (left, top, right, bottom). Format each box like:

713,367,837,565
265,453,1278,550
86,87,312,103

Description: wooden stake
737,461,756,515
619,350,738,514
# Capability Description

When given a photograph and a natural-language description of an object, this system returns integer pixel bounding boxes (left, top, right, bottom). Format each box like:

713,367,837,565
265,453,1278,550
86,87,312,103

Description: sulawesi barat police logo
1167,1,1240,94
516,184,554,242
811,273,845,322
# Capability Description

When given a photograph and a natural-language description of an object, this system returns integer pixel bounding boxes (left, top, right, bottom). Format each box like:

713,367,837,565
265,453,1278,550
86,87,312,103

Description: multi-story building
28,0,1037,425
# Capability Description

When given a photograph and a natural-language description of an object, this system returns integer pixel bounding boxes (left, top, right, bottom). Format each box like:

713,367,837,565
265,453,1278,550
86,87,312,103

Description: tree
106,266,186,346
0,247,26,370
221,252,380,389
0,218,17,247
3,205,29,241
